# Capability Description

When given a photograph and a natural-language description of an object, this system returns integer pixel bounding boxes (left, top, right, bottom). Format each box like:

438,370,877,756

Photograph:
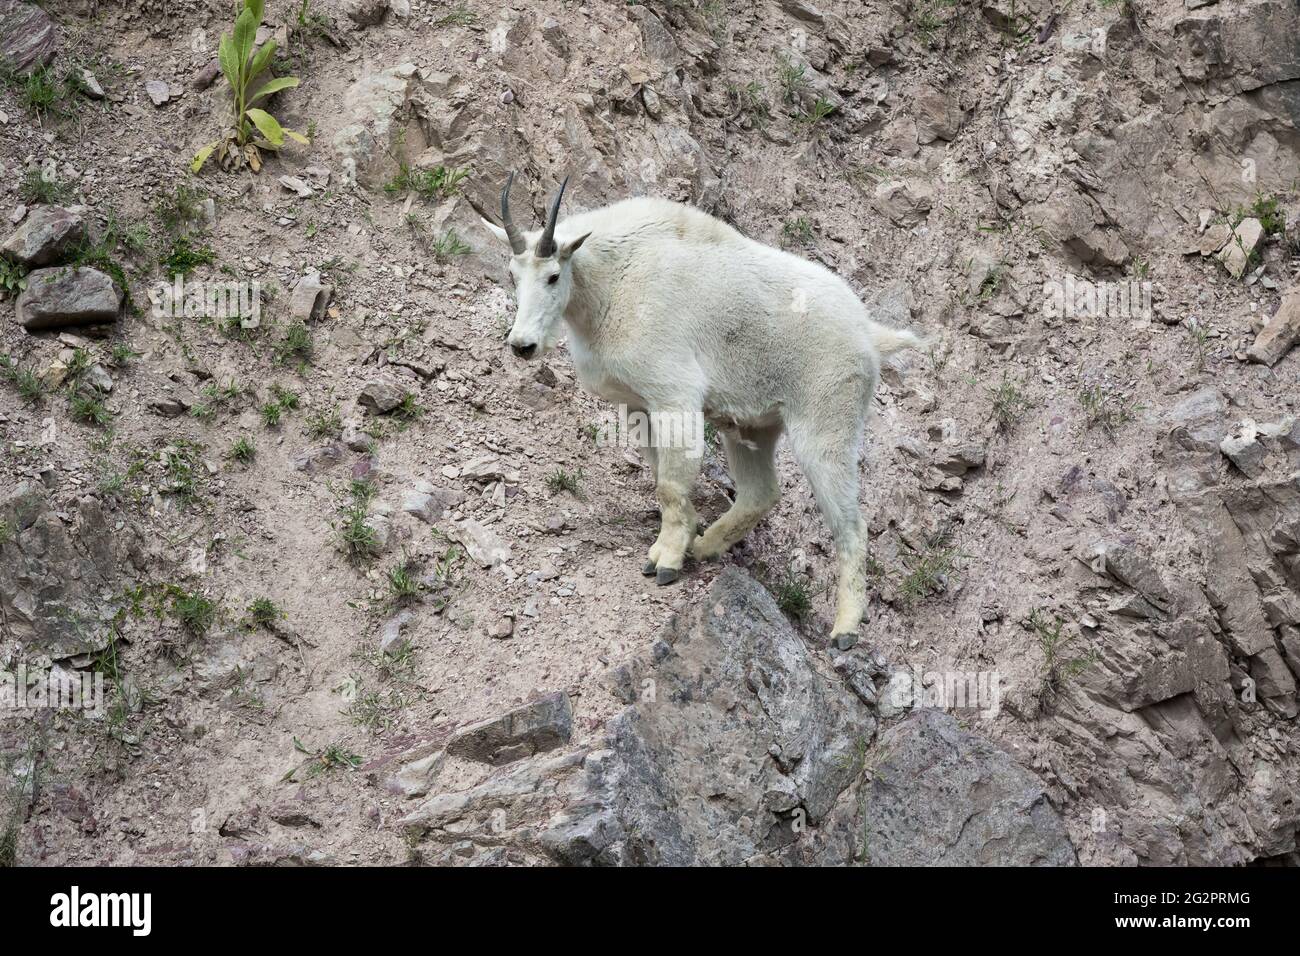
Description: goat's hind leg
693,423,783,560
785,411,869,641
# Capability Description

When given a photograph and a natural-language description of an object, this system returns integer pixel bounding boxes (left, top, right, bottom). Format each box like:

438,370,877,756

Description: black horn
500,172,526,255
535,175,570,258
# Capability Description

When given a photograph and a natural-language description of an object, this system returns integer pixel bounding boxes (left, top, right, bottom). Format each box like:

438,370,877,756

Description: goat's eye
547,274,559,285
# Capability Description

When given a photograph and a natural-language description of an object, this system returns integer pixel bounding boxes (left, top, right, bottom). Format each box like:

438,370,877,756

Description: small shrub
69,393,112,427
393,393,422,422
276,321,313,363
288,737,362,780
160,236,216,277
245,596,280,629
546,468,585,498
306,408,341,439
0,259,28,294
1028,608,1098,701
230,435,256,464
337,480,379,564
384,164,469,200
898,525,962,605
171,590,216,636
1078,384,1139,434
798,97,836,125
776,53,807,104
988,373,1031,434
773,573,813,620
387,555,422,606
430,229,472,259
19,167,72,204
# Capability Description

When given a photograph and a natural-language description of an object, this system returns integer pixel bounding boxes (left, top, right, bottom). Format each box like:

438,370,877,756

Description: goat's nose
511,342,538,359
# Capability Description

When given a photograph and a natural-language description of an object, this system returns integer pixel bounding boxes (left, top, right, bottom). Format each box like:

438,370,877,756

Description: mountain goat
481,175,919,643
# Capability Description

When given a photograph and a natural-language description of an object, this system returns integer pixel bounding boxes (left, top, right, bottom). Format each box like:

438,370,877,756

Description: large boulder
862,709,1078,865
0,485,137,659
2,205,85,268
0,0,58,75
398,569,1076,866
15,266,122,331
332,63,432,188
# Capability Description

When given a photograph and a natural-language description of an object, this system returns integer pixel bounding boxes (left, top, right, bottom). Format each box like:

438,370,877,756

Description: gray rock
399,570,1078,867
1164,387,1227,452
446,692,572,766
913,85,966,143
2,205,84,267
1249,648,1299,718
833,653,883,707
378,610,413,656
343,0,389,26
873,179,934,227
0,0,58,74
278,175,314,199
1247,287,1300,367
386,748,445,798
1092,540,1173,617
0,485,135,658
77,69,104,99
144,79,171,107
149,395,191,417
289,270,332,323
450,518,512,568
190,59,221,91
401,749,588,841
543,569,878,865
292,442,345,474
1220,422,1269,478
400,481,465,523
1217,218,1264,279
933,443,986,476
357,380,405,414
16,267,122,331
863,708,1077,865
332,63,429,187
779,0,827,23
85,363,113,393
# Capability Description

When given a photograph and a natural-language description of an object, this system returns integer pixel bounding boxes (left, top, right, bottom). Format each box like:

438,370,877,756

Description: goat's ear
558,231,592,260
480,216,511,248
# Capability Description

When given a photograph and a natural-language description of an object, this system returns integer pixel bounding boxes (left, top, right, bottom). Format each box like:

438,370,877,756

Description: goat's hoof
655,567,681,586
641,560,657,576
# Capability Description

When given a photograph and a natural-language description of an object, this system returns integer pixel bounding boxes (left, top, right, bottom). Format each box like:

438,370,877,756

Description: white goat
481,176,919,642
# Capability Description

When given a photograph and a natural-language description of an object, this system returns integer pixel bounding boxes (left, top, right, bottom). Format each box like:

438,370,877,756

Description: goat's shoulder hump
599,197,739,246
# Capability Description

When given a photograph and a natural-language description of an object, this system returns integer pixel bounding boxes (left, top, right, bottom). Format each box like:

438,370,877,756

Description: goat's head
481,173,590,360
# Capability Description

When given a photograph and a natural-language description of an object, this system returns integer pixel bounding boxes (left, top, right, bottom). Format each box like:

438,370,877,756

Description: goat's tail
867,322,924,356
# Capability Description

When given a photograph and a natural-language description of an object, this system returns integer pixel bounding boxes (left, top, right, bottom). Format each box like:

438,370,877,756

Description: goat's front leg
642,431,703,586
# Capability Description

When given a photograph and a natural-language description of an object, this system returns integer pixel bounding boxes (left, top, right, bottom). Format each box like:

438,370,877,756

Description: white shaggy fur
483,195,919,639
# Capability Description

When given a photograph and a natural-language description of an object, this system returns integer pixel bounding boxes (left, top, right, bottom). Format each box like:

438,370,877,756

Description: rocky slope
1,0,1298,866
